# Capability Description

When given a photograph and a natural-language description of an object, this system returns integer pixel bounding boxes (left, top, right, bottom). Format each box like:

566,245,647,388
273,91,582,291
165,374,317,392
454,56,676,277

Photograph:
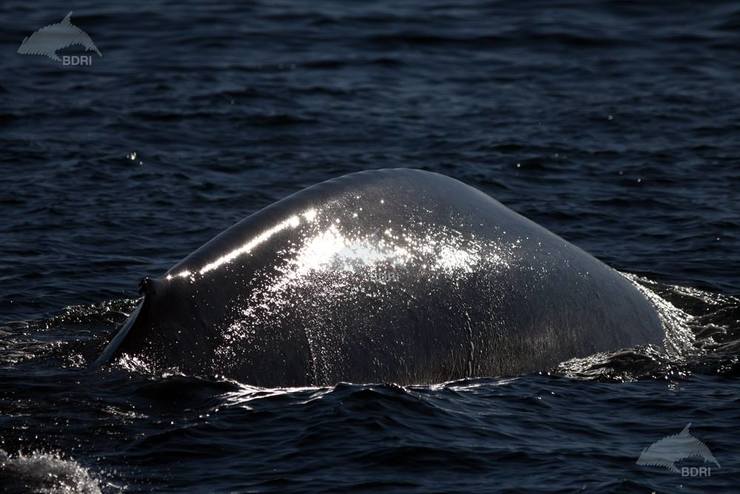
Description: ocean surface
1,0,739,492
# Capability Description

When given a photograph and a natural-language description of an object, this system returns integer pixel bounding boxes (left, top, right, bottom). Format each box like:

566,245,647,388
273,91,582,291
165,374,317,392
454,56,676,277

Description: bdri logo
636,423,720,477
17,12,101,66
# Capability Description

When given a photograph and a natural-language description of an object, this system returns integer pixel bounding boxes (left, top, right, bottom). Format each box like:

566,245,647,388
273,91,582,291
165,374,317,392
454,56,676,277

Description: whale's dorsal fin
90,299,144,369
62,12,73,24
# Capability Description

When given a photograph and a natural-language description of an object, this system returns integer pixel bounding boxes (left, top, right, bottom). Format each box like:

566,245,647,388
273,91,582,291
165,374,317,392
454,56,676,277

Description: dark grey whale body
95,169,663,385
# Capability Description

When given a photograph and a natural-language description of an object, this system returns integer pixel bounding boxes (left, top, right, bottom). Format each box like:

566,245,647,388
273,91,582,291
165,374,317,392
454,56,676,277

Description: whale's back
97,169,664,385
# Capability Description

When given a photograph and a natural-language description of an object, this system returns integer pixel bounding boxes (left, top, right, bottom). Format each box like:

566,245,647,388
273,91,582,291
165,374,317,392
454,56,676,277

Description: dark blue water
1,1,739,492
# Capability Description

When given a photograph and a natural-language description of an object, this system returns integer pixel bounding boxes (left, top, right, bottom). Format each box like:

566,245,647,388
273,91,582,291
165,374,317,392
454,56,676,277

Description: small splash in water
0,449,111,494
623,272,696,355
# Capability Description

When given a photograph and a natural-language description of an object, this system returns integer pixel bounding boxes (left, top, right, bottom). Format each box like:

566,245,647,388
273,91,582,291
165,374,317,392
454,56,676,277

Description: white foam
0,449,105,494
621,272,696,356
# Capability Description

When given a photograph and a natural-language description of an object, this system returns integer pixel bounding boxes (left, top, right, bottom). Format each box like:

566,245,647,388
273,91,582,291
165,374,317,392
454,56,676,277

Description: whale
94,168,664,386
